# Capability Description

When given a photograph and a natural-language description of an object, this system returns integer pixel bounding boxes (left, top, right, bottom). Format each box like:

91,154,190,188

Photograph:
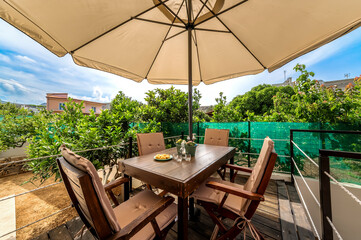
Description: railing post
197,122,200,143
181,131,184,140
290,130,294,183
128,137,132,192
248,121,251,167
319,152,333,240
124,137,132,200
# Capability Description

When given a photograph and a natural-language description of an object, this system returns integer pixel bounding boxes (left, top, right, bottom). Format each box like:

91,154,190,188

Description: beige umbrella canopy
1,0,361,135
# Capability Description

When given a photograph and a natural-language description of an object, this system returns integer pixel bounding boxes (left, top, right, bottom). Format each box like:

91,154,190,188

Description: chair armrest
224,164,253,173
108,196,175,240
206,181,264,201
104,177,130,192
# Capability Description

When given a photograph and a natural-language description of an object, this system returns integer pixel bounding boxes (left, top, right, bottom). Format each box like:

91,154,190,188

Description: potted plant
185,141,197,156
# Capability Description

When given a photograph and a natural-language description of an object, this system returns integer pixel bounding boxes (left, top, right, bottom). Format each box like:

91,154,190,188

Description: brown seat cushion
113,189,177,240
60,144,121,232
137,132,166,156
204,128,229,147
191,177,246,215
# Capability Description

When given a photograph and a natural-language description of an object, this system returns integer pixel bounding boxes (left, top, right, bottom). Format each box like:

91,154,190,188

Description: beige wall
47,97,104,114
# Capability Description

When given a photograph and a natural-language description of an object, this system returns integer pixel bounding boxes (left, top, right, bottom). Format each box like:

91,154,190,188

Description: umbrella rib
164,29,187,42
145,0,187,79
184,0,189,22
198,0,266,69
194,28,230,33
158,0,187,26
193,0,210,23
134,18,185,29
3,0,68,53
70,0,170,54
194,0,248,27
193,30,203,82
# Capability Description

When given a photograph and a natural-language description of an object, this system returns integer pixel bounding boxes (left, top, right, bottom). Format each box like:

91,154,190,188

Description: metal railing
290,129,361,240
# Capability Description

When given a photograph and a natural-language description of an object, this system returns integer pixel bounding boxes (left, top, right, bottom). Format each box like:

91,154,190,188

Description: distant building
199,106,214,117
46,93,106,115
272,77,355,90
21,104,44,113
272,77,295,87
102,102,111,110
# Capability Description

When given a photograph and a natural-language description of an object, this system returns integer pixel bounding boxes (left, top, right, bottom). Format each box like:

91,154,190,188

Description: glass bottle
181,140,186,160
192,133,196,142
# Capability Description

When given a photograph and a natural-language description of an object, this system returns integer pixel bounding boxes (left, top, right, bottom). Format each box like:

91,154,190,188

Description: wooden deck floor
33,177,313,240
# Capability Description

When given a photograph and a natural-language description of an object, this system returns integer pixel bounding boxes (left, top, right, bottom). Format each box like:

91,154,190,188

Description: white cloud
0,53,11,63
70,86,112,103
15,55,36,63
0,78,32,93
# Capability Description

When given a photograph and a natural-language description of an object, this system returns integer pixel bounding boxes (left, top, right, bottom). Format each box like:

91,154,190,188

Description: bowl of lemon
154,154,173,161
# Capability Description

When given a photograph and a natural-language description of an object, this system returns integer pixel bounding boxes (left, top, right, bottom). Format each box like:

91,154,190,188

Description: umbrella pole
187,0,193,139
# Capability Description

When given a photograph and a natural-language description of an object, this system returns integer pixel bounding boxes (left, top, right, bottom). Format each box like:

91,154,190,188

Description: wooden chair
57,144,177,240
136,132,166,156
191,137,277,240
136,132,166,193
204,128,230,147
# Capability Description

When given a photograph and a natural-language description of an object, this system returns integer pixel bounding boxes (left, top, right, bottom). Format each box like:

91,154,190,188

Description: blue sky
0,19,361,105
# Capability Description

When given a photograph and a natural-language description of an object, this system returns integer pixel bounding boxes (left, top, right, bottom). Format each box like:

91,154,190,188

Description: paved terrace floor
33,177,314,240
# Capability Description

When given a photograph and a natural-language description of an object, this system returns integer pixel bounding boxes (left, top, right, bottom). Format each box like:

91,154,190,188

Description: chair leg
216,224,241,240
210,225,219,240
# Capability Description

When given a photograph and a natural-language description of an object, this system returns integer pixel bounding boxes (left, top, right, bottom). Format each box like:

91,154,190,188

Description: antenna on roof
284,70,286,82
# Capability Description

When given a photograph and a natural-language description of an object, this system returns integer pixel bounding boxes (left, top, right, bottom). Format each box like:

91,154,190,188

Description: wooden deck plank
32,232,49,240
48,225,72,240
277,181,298,240
66,217,95,240
286,183,315,240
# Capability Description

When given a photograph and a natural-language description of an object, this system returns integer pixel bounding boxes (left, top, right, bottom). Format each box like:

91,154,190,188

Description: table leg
129,176,133,192
230,156,234,181
189,197,194,218
124,174,130,201
178,196,188,240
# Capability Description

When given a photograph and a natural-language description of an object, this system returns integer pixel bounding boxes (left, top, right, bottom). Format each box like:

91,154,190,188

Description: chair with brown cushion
137,132,166,156
57,144,177,240
136,132,166,192
191,137,277,240
204,128,230,147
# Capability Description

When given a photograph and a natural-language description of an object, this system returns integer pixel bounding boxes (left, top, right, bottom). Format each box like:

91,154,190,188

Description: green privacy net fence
147,122,361,185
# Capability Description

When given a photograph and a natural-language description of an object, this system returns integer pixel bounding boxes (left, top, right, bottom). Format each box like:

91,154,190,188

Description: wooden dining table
120,144,236,240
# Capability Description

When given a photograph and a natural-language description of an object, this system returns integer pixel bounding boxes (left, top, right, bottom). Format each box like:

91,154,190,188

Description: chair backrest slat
204,128,229,146
137,132,166,156
57,157,113,239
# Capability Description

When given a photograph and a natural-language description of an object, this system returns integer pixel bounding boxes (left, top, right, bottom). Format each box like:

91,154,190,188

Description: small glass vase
176,143,182,155
185,145,197,157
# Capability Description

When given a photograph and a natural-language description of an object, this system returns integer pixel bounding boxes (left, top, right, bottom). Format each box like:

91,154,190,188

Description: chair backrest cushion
137,132,165,156
204,128,229,147
60,144,121,232
240,137,274,214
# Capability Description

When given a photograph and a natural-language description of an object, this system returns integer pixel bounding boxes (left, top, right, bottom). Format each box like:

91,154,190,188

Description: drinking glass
173,153,182,162
185,154,191,162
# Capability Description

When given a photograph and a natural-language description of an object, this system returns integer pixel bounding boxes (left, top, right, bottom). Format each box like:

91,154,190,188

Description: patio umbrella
1,0,361,136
